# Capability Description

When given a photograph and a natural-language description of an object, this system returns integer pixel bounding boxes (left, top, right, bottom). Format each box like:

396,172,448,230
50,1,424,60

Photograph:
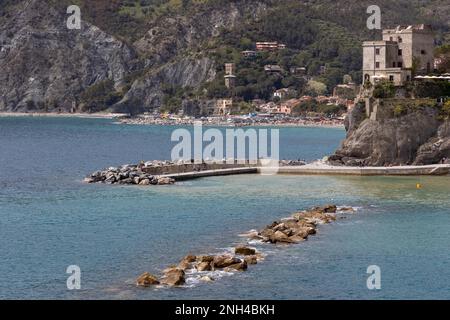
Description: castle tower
362,24,435,86
224,63,236,90
225,63,235,76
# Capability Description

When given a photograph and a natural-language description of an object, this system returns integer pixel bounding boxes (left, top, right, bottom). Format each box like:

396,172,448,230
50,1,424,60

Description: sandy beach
0,112,121,119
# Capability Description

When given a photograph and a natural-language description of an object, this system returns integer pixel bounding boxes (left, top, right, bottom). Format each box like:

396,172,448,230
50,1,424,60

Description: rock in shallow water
234,246,256,256
161,268,185,286
213,255,242,269
136,272,160,287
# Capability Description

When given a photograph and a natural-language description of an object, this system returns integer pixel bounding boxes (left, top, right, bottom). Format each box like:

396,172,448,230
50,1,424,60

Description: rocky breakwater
136,205,356,288
136,248,261,287
84,161,175,186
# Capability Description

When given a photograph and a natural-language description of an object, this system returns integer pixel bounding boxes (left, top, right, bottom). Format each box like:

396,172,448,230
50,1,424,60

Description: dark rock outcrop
414,121,450,165
112,57,216,114
331,100,445,166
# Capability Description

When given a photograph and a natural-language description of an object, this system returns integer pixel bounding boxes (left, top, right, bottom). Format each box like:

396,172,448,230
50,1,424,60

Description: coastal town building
264,65,283,74
241,50,257,58
273,88,290,100
363,24,435,86
290,67,307,75
225,75,236,89
225,63,235,76
215,99,234,116
256,42,286,51
224,63,236,90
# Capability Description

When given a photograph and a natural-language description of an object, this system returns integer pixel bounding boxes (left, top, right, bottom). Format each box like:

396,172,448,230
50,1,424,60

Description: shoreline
117,119,345,129
0,112,119,119
0,112,345,128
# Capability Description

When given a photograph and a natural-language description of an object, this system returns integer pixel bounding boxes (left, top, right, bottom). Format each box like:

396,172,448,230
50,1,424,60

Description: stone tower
224,63,236,89
363,25,435,86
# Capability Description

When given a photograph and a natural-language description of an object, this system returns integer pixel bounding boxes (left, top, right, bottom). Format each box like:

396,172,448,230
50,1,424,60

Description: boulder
270,231,294,244
200,276,214,282
260,228,275,240
157,177,175,185
244,255,258,265
119,178,133,184
317,205,337,213
178,255,196,270
212,255,241,269
196,261,212,272
182,254,197,263
225,260,247,272
136,272,160,287
84,177,94,183
197,255,214,263
161,268,185,286
234,246,256,256
139,179,150,185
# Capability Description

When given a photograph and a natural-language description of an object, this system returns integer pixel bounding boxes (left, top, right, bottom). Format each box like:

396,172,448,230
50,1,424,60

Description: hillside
0,0,449,114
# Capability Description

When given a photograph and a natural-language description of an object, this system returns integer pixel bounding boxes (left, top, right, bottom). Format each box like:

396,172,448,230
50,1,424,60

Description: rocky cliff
331,100,450,166
0,0,137,112
0,0,266,114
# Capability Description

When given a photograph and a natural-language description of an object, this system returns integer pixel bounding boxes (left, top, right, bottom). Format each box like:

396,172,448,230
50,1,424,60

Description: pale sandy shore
0,112,120,119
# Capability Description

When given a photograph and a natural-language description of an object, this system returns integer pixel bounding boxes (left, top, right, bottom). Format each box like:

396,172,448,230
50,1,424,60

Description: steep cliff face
0,0,265,113
113,57,216,114
0,0,137,112
331,101,447,166
414,121,450,165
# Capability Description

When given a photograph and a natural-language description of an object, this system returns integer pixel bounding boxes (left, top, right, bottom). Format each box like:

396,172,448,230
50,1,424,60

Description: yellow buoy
416,183,422,189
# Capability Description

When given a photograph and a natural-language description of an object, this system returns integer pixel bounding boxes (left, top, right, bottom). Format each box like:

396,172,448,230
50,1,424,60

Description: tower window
398,62,403,68
375,48,380,55
393,62,396,68
389,75,394,82
376,62,380,69
398,49,403,56
398,37,403,43
421,50,426,55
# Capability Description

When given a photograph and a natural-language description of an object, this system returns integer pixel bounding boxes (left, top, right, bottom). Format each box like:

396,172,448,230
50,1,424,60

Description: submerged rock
200,276,214,282
234,246,256,256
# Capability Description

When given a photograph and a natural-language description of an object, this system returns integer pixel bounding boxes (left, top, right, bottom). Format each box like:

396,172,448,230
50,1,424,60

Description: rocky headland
136,205,357,288
329,99,450,166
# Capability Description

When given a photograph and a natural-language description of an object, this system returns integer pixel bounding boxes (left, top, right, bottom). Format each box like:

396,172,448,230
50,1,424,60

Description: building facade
363,25,435,86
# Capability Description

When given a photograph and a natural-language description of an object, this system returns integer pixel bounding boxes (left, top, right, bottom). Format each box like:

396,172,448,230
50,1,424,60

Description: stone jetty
136,204,356,288
84,159,307,186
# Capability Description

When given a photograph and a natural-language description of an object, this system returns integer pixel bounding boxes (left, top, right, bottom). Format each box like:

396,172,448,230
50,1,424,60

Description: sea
0,116,449,299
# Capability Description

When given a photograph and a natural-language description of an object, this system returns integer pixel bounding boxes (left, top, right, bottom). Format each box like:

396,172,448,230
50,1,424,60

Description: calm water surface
0,117,448,299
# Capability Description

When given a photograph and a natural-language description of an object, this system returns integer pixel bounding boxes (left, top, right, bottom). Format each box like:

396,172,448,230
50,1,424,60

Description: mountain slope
0,0,449,113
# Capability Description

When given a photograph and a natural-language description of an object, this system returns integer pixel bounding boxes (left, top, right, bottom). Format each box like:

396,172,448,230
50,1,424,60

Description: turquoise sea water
0,117,449,300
